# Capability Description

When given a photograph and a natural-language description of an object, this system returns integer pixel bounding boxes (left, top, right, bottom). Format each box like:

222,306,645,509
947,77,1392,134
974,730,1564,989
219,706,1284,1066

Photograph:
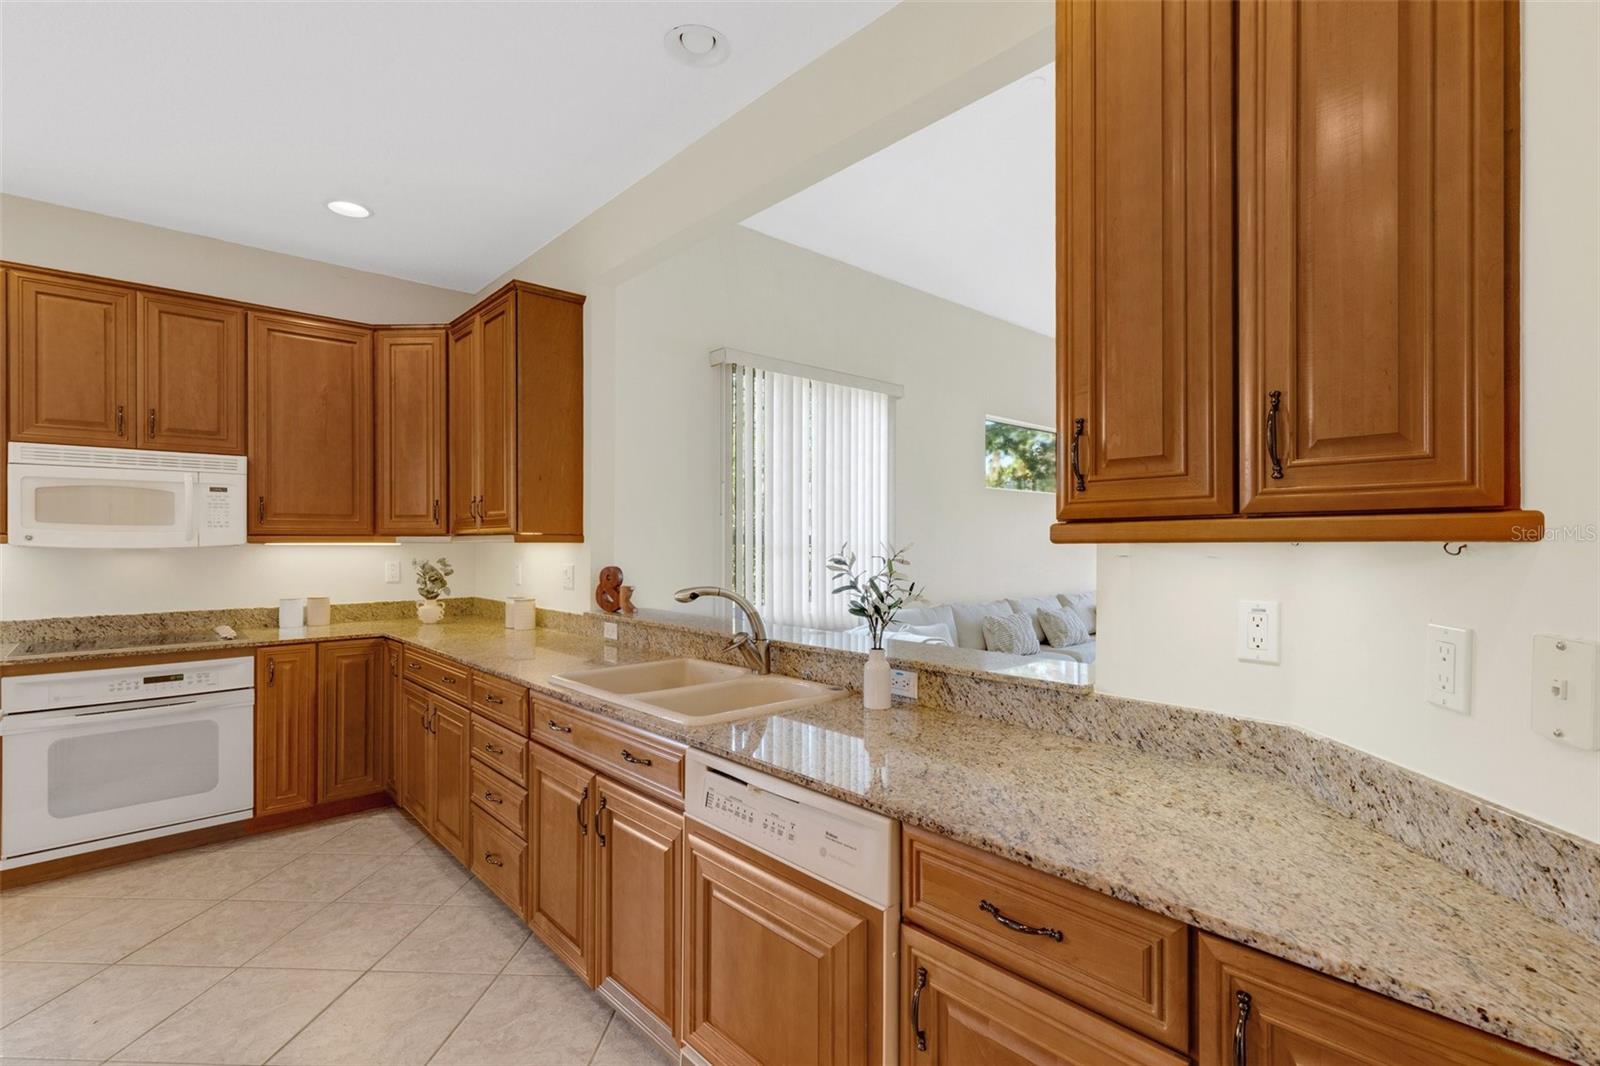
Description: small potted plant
827,544,921,709
413,557,454,624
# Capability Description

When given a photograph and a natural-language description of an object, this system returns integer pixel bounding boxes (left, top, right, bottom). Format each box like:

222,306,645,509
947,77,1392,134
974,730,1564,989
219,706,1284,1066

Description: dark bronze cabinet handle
407,661,422,671
548,720,572,733
979,899,1064,942
148,408,157,438
116,405,125,436
257,496,265,523
1069,417,1086,492
1233,989,1252,1065
483,742,505,756
432,499,440,524
441,676,456,685
577,786,589,835
483,790,502,804
911,965,928,1052
596,796,608,847
1266,390,1284,480
266,658,276,685
484,694,504,704
620,749,652,767
483,852,504,868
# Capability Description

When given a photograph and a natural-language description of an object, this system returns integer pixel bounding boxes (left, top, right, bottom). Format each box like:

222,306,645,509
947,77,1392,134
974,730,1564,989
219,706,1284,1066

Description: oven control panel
1,656,255,714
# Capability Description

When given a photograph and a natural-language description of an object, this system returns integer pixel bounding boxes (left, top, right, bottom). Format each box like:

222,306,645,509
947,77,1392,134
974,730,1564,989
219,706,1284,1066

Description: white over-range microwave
6,442,247,548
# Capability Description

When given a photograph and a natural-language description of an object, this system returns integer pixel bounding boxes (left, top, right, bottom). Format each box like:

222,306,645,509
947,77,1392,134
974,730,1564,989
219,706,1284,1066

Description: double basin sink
551,658,840,726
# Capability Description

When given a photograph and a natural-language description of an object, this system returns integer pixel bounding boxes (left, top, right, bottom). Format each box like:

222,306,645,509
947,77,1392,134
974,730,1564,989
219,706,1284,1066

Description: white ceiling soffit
0,1,894,292
742,63,1054,337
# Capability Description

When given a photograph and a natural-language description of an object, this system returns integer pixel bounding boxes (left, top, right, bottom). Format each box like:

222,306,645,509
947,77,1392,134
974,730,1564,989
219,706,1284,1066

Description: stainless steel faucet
673,586,772,674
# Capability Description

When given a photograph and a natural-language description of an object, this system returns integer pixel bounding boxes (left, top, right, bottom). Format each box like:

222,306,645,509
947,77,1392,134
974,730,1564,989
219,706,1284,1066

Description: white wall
604,225,1093,613
1096,1,1600,842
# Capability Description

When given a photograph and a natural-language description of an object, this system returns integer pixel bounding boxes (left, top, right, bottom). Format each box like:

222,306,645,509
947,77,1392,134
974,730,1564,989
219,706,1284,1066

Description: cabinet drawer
470,759,527,838
471,714,527,784
902,826,1189,1051
470,805,527,914
472,673,529,735
535,698,684,802
401,649,469,701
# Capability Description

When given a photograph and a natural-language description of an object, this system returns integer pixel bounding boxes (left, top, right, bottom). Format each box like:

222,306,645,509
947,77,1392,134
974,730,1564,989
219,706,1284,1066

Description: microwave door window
29,480,178,529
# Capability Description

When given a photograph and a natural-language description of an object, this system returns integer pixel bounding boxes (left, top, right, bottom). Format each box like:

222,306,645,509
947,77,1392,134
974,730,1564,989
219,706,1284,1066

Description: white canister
278,597,307,629
305,596,331,627
506,596,536,631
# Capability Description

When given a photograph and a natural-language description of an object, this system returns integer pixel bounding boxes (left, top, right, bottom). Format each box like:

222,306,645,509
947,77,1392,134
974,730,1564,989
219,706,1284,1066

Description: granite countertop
3,619,1597,1063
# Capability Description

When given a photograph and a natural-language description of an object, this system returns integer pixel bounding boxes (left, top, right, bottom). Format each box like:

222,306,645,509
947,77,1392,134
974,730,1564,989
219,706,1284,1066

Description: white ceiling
1,1,893,293
742,63,1054,336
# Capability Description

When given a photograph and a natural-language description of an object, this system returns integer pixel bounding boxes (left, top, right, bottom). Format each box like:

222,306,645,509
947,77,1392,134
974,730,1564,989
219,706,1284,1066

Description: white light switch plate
1532,635,1598,749
603,621,618,641
1425,624,1472,713
384,561,401,584
1237,600,1280,663
561,564,576,590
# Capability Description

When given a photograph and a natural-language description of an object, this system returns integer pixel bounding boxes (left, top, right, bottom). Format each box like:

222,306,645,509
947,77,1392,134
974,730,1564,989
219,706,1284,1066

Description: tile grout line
421,888,533,1064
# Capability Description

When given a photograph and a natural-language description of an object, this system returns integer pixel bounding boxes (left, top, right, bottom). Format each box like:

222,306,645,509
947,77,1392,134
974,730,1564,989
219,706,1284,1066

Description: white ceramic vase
863,648,892,710
417,600,446,624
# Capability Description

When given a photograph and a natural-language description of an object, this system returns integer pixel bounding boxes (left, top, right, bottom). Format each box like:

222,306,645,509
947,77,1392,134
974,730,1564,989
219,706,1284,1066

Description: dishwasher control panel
687,750,897,909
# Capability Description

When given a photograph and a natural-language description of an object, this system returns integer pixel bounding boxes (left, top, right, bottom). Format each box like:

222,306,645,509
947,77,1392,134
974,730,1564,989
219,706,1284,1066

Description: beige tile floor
0,807,675,1066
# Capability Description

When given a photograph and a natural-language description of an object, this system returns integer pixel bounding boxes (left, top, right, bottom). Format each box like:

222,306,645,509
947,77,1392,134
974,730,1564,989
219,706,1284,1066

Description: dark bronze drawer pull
1233,990,1252,1065
484,694,504,704
978,899,1063,942
620,749,652,767
483,852,504,868
483,790,502,804
547,720,572,733
407,661,422,671
483,742,506,756
911,965,928,1051
441,676,457,685
1266,390,1284,479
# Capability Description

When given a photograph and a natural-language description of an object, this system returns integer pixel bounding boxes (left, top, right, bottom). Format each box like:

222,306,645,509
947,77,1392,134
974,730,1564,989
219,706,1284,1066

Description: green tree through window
985,418,1056,493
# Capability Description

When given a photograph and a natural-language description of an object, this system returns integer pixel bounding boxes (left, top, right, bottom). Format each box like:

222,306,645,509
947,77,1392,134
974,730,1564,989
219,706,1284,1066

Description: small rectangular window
985,418,1057,493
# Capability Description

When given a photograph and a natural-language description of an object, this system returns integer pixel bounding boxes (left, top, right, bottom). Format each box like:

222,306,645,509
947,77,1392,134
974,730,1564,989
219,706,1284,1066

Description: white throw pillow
1059,592,1097,635
1038,606,1090,648
949,600,1016,649
981,613,1040,655
1008,596,1064,641
887,622,956,646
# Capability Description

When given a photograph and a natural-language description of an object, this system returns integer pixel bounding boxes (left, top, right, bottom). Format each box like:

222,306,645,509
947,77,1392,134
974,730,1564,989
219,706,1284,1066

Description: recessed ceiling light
665,24,729,67
326,200,371,219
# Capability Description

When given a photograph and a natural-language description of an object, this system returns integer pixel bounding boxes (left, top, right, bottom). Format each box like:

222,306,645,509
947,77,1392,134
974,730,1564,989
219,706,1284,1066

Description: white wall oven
0,656,255,869
6,442,247,548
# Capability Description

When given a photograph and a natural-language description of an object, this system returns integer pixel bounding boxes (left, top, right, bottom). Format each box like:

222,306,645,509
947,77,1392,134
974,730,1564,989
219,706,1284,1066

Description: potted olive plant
827,544,922,709
413,557,454,624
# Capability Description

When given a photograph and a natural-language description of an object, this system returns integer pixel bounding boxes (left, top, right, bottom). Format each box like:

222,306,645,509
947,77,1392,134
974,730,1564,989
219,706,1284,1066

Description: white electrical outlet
603,621,618,641
1425,624,1472,713
384,561,401,584
513,562,523,586
561,564,576,590
603,645,618,664
1531,635,1598,749
890,668,918,699
1237,600,1280,663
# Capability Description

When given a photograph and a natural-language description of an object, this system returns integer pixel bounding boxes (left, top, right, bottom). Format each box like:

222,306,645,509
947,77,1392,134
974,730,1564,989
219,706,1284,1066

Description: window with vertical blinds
725,360,893,631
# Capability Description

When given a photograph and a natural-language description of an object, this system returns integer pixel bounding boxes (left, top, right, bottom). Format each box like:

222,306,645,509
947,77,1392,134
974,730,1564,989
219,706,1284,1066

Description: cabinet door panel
684,829,877,1066
447,318,479,534
398,683,433,825
595,779,681,1044
515,289,584,538
8,271,135,447
248,313,373,535
1057,0,1234,520
901,926,1185,1066
317,639,386,803
137,293,245,453
528,742,595,981
1238,0,1508,513
430,699,471,861
255,645,318,815
375,329,447,535
475,294,517,533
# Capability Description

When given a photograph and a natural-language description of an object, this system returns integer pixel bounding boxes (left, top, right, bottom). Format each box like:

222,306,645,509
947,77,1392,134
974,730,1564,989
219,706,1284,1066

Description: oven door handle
0,694,251,735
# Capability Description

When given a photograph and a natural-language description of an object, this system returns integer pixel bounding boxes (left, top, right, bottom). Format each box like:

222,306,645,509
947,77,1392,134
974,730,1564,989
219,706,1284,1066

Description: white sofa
875,591,1097,664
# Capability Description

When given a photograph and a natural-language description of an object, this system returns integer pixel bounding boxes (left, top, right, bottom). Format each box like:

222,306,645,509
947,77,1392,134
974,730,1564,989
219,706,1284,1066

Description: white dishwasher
684,750,899,1066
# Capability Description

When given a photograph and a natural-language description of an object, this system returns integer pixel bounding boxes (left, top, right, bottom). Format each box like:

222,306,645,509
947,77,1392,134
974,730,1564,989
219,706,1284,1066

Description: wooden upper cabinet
475,293,517,533
137,292,246,454
447,316,479,534
1238,0,1511,515
317,638,387,803
1056,0,1234,521
255,644,318,816
247,313,374,535
516,288,584,539
1196,934,1562,1065
375,328,447,535
8,270,135,447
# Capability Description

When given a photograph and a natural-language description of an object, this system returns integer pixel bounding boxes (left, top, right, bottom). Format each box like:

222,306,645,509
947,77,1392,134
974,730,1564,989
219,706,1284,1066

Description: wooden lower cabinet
527,742,596,981
594,778,682,1050
470,804,527,913
394,681,469,862
397,683,432,824
901,925,1185,1066
682,826,881,1066
1197,935,1562,1065
254,645,318,816
316,639,387,803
